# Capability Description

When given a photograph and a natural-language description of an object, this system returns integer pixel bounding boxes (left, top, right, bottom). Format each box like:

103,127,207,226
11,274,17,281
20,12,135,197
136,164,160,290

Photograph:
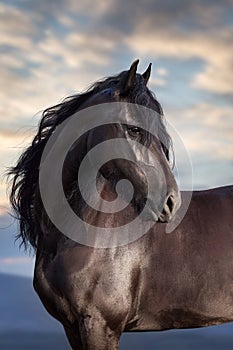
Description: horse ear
120,59,139,95
142,63,152,85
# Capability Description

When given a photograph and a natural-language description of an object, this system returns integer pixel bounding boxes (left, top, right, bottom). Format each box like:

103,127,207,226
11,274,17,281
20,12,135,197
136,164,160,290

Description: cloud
0,3,34,35
38,31,114,68
86,0,232,95
100,0,232,33
147,68,169,87
1,0,232,133
0,257,33,265
21,0,114,22
166,103,233,161
0,128,34,172
124,28,233,95
0,3,120,129
192,60,233,95
0,129,35,209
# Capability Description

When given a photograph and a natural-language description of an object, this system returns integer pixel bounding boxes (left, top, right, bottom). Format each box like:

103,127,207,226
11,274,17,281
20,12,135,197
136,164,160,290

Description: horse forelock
8,67,173,251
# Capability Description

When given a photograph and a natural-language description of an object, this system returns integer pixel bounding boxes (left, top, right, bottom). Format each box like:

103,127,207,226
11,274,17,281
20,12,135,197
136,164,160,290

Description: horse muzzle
140,189,181,224
157,190,181,223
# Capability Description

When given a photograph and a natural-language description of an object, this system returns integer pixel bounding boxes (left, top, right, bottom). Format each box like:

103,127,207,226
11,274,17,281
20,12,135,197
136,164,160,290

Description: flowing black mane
8,67,173,251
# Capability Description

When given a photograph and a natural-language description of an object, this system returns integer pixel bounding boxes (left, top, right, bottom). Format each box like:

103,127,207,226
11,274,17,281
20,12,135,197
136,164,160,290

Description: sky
0,0,232,276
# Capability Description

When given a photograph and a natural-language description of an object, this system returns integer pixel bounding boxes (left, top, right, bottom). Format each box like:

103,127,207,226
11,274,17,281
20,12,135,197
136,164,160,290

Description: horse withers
8,60,233,349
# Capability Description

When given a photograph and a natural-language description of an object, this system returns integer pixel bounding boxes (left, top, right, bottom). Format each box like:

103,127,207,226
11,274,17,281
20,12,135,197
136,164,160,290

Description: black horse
9,60,233,349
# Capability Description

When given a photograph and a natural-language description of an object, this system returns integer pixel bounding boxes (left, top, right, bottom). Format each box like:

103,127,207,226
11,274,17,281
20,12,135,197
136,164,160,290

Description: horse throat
81,175,137,229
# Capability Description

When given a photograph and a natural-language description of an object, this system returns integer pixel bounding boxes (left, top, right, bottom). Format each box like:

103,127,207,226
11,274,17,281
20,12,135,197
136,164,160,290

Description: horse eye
127,126,142,138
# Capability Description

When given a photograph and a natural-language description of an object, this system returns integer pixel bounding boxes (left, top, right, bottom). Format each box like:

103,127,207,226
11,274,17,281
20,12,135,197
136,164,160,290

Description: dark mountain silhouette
0,273,62,333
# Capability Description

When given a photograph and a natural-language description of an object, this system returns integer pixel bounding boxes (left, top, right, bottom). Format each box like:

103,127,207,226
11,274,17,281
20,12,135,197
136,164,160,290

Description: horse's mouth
142,207,174,223
133,196,178,224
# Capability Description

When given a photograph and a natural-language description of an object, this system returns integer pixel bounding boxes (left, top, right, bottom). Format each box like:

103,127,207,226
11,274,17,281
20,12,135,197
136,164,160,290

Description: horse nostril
166,195,174,214
159,194,176,223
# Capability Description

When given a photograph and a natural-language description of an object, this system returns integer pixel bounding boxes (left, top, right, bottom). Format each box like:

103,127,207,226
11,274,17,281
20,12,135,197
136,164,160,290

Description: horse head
75,60,181,224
